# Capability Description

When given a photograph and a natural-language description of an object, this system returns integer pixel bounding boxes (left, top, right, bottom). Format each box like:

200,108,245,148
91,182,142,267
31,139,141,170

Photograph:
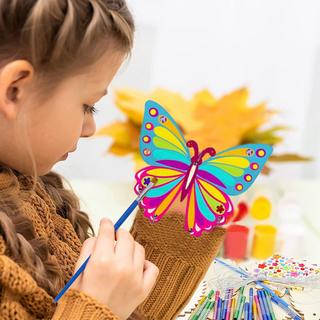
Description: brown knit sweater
0,170,226,320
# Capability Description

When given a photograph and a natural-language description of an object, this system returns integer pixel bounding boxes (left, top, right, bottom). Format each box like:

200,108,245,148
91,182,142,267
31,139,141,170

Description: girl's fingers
115,228,135,263
133,242,145,275
74,237,96,270
91,218,115,260
142,260,159,297
72,236,96,289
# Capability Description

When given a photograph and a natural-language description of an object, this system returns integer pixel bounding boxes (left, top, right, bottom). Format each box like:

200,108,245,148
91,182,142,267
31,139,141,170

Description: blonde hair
0,0,134,296
0,0,134,88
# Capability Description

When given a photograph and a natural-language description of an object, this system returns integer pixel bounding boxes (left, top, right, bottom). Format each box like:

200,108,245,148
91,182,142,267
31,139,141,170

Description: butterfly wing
134,166,185,222
185,177,233,236
137,101,272,235
198,144,273,196
136,100,192,222
140,100,191,168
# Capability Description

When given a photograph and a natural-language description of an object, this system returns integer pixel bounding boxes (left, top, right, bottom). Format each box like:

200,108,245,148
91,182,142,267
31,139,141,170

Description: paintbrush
54,178,157,302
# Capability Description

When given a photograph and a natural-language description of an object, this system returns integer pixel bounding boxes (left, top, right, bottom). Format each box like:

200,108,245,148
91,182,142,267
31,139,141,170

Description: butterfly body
134,100,273,236
180,140,216,201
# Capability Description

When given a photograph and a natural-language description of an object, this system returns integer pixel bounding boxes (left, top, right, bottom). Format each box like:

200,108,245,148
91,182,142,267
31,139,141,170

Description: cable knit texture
130,210,226,319
0,170,226,319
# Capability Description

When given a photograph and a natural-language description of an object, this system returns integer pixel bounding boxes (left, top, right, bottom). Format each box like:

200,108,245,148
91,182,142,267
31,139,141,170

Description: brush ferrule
137,181,155,202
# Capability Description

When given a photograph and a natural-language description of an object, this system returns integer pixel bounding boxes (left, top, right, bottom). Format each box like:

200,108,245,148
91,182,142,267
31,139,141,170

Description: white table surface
69,179,320,319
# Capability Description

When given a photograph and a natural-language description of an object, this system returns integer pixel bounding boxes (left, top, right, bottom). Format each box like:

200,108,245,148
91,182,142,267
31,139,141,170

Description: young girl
0,1,226,319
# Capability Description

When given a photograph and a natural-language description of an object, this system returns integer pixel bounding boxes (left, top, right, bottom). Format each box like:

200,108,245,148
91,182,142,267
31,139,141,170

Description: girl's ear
0,60,34,120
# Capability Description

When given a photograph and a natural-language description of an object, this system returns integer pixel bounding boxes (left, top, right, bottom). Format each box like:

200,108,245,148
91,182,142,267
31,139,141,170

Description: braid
40,171,94,243
0,188,63,296
0,165,94,296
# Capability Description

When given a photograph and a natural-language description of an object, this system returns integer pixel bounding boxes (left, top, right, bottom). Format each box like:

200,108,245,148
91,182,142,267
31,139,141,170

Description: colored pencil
230,298,236,320
213,291,220,320
222,289,232,319
254,295,262,320
192,290,215,320
218,299,224,320
257,290,267,320
198,300,214,320
188,295,207,320
234,288,244,319
262,291,276,320
244,302,250,320
253,299,258,320
257,282,301,320
249,288,253,320
270,296,301,320
236,296,246,320
225,288,234,320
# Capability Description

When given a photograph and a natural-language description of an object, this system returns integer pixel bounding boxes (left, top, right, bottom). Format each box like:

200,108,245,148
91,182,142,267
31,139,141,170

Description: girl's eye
83,104,99,115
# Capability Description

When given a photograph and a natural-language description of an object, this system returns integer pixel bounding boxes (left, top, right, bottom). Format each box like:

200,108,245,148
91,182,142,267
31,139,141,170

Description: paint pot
224,224,249,260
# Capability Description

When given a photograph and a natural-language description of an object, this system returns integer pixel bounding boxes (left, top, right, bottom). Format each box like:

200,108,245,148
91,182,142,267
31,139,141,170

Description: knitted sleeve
0,235,119,320
130,209,226,320
52,289,119,320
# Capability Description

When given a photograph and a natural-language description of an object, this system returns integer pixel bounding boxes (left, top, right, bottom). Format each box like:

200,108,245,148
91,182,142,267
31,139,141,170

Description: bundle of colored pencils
188,286,284,320
188,289,216,320
213,259,302,320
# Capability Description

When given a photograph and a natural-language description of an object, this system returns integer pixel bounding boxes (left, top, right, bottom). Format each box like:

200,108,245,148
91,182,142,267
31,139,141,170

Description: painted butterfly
134,100,273,236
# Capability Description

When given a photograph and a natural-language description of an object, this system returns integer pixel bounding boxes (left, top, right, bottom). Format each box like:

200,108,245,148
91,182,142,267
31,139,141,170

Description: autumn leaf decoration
95,87,310,173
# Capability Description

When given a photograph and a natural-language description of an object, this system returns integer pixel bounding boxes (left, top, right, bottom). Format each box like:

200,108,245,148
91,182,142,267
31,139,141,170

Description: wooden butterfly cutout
134,100,273,236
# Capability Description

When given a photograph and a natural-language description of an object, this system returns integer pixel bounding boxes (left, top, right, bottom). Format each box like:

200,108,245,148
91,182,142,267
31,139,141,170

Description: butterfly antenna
198,147,216,164
186,140,199,162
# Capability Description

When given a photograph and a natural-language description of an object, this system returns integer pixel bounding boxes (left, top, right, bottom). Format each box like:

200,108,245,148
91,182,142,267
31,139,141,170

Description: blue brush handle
54,199,139,303
115,200,138,230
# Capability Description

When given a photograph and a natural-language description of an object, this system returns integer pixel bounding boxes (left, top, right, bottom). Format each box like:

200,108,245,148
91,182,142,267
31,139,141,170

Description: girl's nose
81,115,96,138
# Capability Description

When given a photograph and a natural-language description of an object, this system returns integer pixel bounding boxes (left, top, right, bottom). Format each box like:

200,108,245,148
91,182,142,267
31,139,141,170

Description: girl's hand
72,218,159,319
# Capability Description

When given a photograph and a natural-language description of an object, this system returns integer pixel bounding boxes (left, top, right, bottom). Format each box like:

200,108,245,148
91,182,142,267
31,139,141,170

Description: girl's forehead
81,51,125,84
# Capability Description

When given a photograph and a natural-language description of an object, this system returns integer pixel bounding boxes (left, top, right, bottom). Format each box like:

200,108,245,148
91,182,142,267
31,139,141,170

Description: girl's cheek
62,118,83,143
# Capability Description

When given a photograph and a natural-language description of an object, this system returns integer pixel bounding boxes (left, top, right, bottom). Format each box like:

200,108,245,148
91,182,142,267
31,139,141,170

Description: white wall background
54,0,320,182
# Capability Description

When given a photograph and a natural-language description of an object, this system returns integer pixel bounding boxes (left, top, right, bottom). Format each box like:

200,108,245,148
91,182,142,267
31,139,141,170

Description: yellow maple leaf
187,88,273,151
114,88,147,125
95,87,309,172
95,121,140,154
113,87,202,132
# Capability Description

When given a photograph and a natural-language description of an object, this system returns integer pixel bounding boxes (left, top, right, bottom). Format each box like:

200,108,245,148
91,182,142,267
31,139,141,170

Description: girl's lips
60,148,76,160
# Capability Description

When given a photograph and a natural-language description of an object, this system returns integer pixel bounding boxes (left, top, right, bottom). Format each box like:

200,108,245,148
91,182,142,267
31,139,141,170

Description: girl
0,1,226,319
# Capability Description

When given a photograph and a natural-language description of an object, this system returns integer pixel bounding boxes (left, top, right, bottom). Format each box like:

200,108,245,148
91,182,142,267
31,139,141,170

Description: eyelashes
83,104,99,115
